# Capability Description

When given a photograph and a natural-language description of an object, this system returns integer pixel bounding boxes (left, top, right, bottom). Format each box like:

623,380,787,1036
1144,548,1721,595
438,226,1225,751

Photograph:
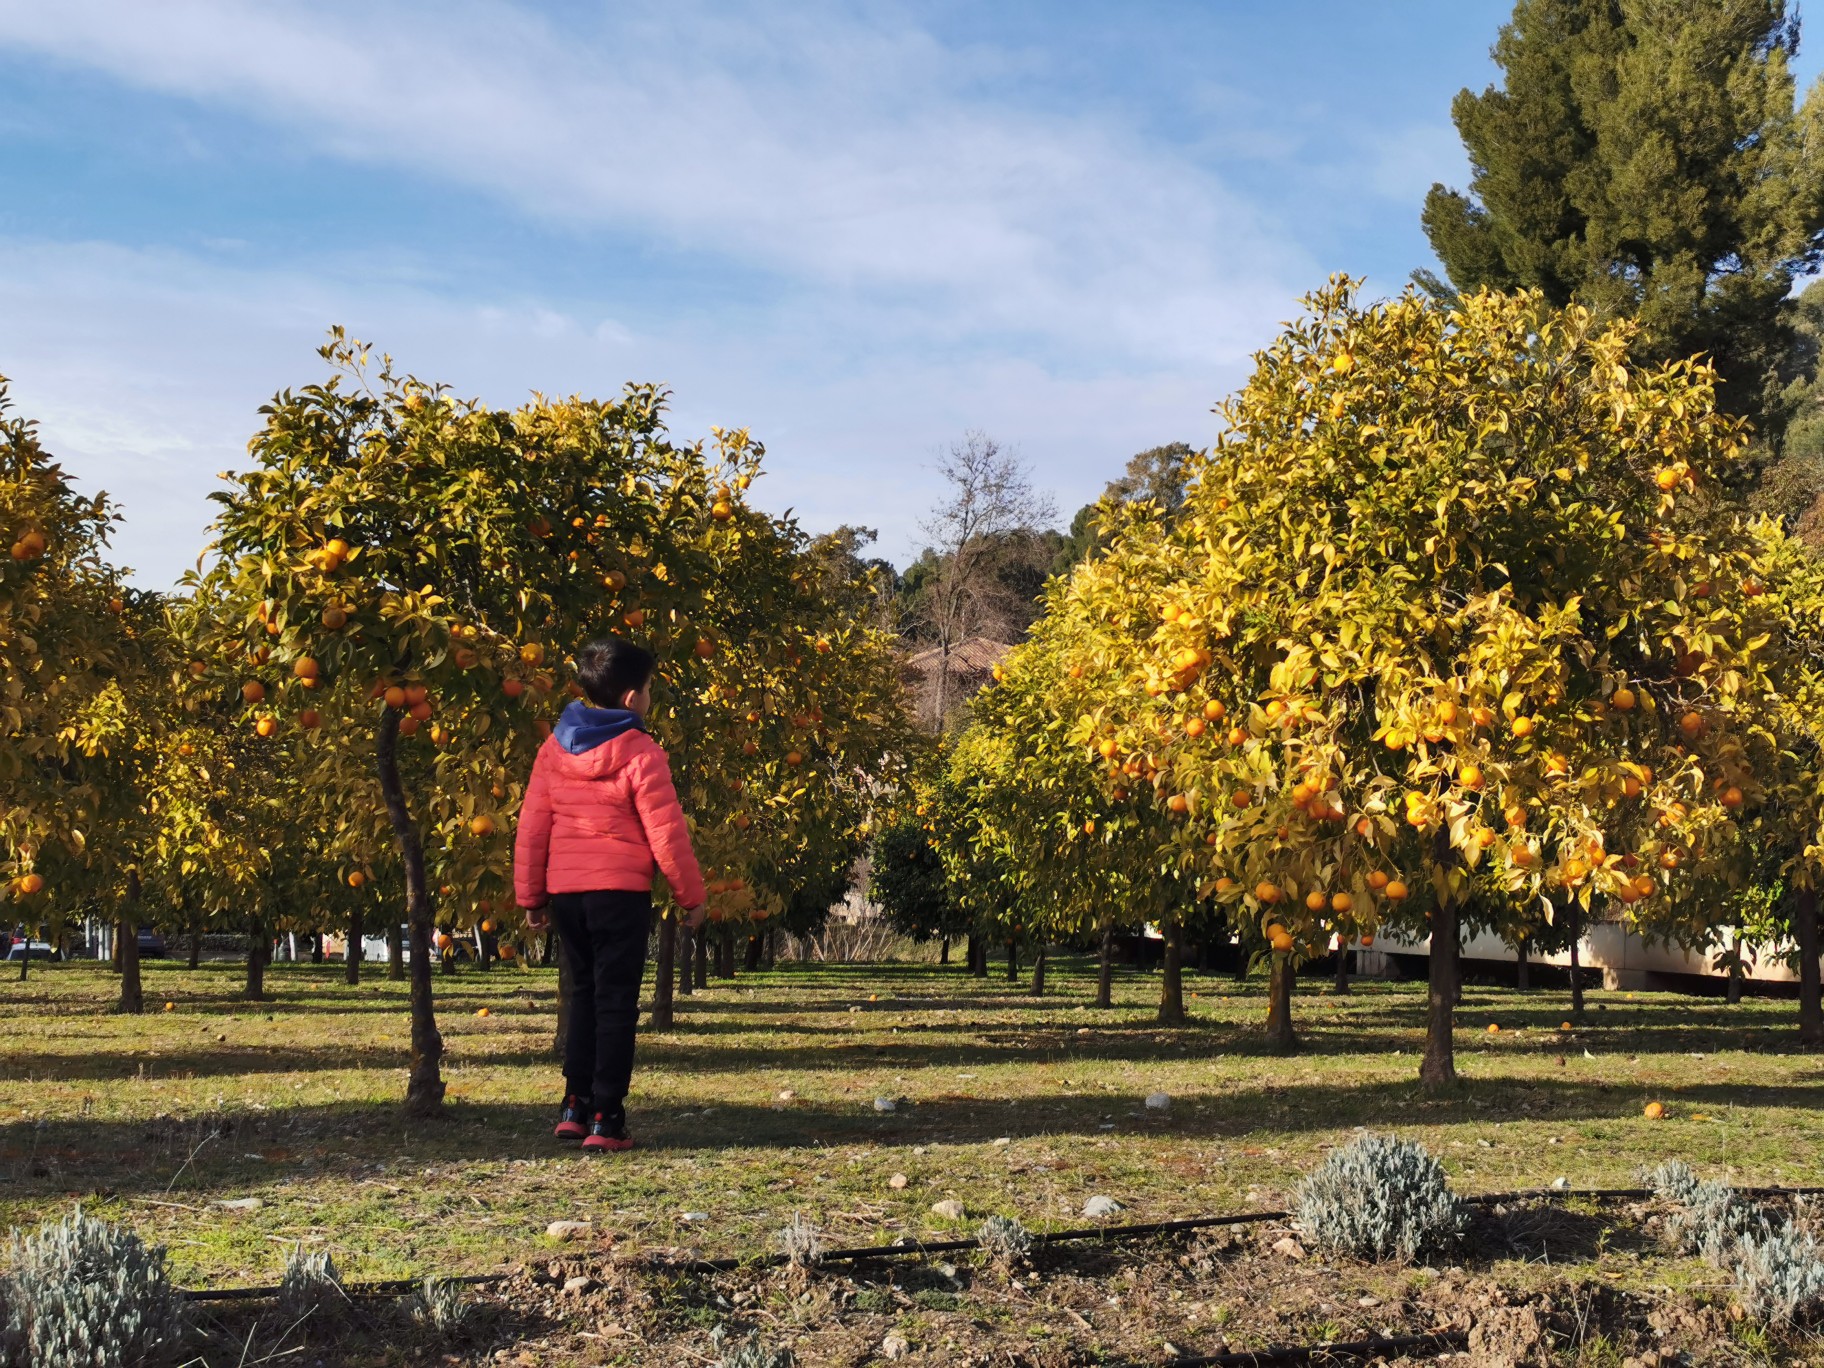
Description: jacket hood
553,701,645,755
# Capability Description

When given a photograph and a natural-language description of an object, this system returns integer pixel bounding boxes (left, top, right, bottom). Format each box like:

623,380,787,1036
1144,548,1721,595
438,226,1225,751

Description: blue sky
2,1,1807,586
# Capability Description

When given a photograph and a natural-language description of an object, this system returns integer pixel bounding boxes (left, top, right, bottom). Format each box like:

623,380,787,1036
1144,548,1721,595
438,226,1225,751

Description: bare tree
915,433,1056,728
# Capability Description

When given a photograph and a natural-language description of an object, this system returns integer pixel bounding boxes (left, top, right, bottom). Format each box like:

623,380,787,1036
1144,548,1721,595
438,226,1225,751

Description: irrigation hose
177,1182,1824,1299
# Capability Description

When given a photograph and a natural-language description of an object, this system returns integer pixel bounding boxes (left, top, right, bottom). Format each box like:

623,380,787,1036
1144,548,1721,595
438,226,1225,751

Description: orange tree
1076,280,1788,1086
0,377,166,997
939,535,1216,1020
195,336,914,1107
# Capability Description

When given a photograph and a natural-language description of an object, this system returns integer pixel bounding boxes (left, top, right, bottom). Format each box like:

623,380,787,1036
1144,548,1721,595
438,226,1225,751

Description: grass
1,951,1821,1293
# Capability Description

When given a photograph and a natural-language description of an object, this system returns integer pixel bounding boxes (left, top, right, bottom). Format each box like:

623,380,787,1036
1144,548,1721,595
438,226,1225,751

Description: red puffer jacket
513,706,705,910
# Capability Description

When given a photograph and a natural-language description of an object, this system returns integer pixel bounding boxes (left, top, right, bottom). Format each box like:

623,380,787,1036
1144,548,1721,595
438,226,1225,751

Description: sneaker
581,1109,633,1153
554,1094,590,1141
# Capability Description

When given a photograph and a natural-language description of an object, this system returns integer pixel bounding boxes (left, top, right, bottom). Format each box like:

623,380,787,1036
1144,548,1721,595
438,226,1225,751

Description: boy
514,637,706,1152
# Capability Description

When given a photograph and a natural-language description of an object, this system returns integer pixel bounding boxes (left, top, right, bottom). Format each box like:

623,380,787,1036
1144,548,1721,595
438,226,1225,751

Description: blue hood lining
553,701,645,754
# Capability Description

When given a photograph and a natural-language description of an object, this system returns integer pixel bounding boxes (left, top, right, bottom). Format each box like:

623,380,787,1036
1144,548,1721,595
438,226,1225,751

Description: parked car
136,927,167,958
6,942,61,962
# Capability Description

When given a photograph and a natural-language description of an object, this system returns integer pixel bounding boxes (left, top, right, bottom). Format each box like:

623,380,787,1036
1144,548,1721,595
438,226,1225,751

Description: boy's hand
684,904,708,931
523,905,550,932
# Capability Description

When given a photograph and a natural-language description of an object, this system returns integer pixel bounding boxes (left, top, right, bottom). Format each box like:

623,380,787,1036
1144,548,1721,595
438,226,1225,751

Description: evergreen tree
1420,0,1824,457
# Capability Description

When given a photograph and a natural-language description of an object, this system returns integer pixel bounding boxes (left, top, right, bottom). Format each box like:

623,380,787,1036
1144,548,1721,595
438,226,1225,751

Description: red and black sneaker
581,1109,633,1153
554,1094,590,1141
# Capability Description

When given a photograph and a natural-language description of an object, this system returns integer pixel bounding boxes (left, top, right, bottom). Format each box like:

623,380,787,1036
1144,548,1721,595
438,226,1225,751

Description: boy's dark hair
575,637,656,708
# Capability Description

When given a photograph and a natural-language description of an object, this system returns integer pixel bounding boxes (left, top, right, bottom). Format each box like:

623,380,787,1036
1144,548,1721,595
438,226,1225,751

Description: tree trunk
1030,944,1047,997
476,926,492,971
117,873,144,1013
1727,953,1744,1005
1332,940,1351,995
695,924,709,988
1096,922,1115,1009
1421,897,1460,1089
650,912,677,1029
1567,902,1585,1019
766,927,777,968
310,932,324,965
387,920,404,982
1515,939,1529,992
745,934,763,972
1265,953,1297,1050
112,922,124,972
553,944,573,1058
345,906,364,986
188,928,202,971
968,933,986,978
1797,889,1822,1048
719,925,737,979
676,926,694,996
1157,916,1185,1025
938,936,949,965
244,920,267,1002
376,706,445,1117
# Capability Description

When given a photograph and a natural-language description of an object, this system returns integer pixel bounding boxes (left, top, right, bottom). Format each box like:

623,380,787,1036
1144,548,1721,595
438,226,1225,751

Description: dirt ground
190,1195,1824,1366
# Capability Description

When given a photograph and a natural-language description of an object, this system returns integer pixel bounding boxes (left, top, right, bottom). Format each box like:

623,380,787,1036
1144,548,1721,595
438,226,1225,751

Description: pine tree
1420,0,1824,456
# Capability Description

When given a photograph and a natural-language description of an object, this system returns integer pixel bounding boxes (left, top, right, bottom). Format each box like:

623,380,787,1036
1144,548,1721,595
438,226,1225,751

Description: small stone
1357,1295,1381,1308
889,1173,909,1190
1551,1176,1571,1190
680,1211,709,1222
777,1089,796,1101
546,1220,593,1241
930,1199,966,1220
991,1136,1011,1147
881,1333,911,1359
1144,1092,1171,1110
1272,1236,1307,1260
214,1197,262,1211
563,1275,595,1294
1077,1027,1090,1035
1082,1195,1122,1218
874,1096,897,1113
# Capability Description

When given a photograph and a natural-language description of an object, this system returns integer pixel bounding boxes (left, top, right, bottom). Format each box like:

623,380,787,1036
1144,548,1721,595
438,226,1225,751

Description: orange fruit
1470,705,1496,728
624,609,646,629
1231,790,1252,809
292,656,321,680
1458,764,1484,790
241,680,266,705
299,709,321,730
1679,711,1704,739
409,700,433,721
1487,1022,1501,1034
476,1007,490,1018
1655,467,1680,492
470,815,496,838
1384,879,1409,901
1255,882,1282,905
1330,892,1353,914
1185,717,1207,739
503,679,525,699
254,716,278,738
18,873,45,895
398,715,421,736
404,683,429,707
1167,794,1190,814
1721,786,1743,809
1644,1101,1666,1120
348,871,366,889
1510,715,1535,738
1305,891,1327,912
1269,930,1295,953
711,500,734,521
1611,687,1635,711
384,686,407,709
1204,699,1227,721
1227,726,1247,745
1366,870,1390,891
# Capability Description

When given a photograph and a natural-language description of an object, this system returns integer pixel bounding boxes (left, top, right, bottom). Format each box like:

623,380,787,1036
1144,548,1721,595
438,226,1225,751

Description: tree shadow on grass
4,1074,1820,1206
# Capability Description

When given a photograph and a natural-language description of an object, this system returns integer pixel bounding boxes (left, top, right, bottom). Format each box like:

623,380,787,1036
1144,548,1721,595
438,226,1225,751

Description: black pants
552,890,653,1111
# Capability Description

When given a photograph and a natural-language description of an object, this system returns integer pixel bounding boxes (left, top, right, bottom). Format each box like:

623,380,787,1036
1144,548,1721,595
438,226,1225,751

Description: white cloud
0,0,1308,369
0,240,1240,588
